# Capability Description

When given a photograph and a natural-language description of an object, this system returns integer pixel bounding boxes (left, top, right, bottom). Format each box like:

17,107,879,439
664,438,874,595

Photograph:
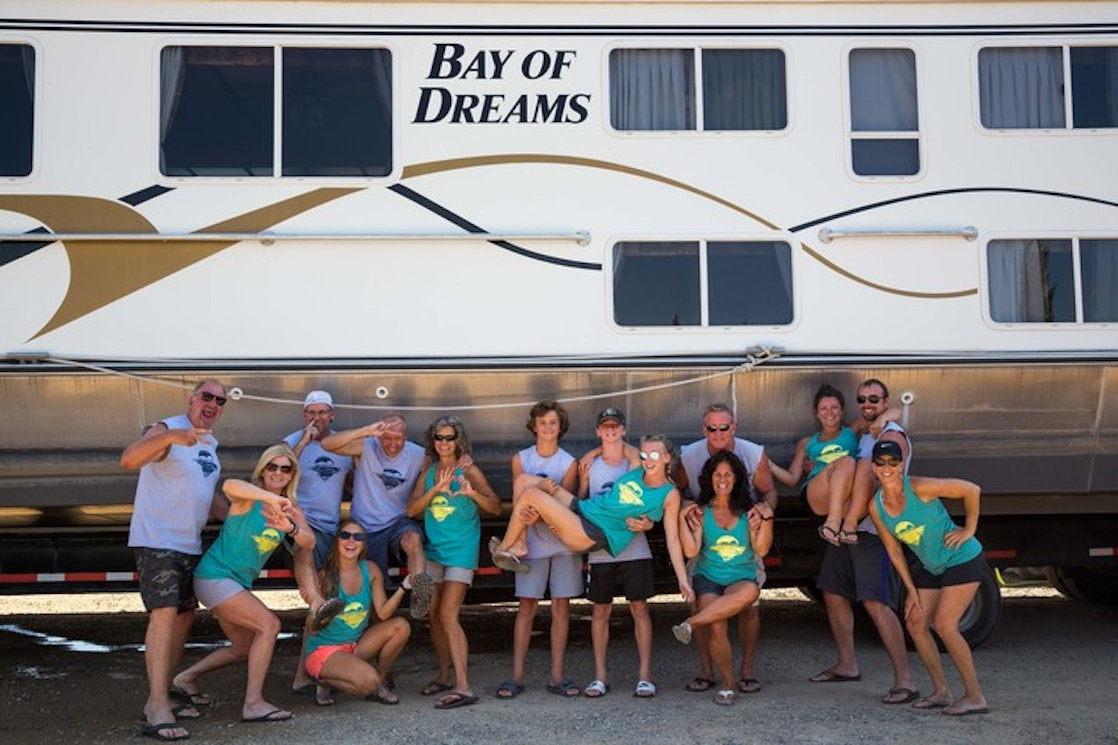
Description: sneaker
672,621,693,645
409,572,434,620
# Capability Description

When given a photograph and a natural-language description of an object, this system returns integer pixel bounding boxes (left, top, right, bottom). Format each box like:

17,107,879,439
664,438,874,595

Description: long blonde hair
250,443,300,501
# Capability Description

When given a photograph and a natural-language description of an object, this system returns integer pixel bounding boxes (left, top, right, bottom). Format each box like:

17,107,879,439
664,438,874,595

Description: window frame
843,43,923,180
975,41,1118,134
606,42,791,137
0,39,39,181
609,236,796,331
155,41,397,182
983,235,1118,326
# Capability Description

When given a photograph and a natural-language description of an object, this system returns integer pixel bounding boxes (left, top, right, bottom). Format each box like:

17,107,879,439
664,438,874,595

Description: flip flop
738,677,762,694
408,572,434,620
943,705,990,716
315,684,334,707
685,676,714,692
496,680,524,699
291,683,316,697
809,669,861,683
434,692,478,709
421,680,453,696
714,689,736,706
839,528,859,545
883,687,920,704
818,524,842,547
912,697,950,710
671,622,692,644
240,708,293,723
309,597,346,633
169,687,211,707
170,704,201,720
139,722,189,742
365,683,399,705
546,677,580,697
491,549,530,574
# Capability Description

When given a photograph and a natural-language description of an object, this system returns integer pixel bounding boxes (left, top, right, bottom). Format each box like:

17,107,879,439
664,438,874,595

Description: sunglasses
264,462,293,474
639,450,663,461
198,391,228,406
857,395,884,404
338,530,366,541
432,433,458,442
705,424,732,433
872,457,901,468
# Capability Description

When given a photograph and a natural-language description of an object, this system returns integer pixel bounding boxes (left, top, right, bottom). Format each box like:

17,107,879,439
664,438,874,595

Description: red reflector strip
0,572,140,583
983,549,1017,561
256,569,294,579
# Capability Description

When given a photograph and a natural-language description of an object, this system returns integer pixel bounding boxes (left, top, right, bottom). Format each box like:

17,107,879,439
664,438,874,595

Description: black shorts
910,553,988,589
568,498,609,554
586,559,655,604
134,547,200,613
816,532,898,606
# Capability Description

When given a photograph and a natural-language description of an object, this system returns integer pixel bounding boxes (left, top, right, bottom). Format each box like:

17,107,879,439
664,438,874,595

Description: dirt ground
0,587,1115,745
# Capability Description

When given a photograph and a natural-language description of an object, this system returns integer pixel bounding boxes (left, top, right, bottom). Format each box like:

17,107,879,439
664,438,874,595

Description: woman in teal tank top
174,444,316,724
406,416,501,710
303,519,411,706
672,451,774,706
868,440,990,717
771,384,863,546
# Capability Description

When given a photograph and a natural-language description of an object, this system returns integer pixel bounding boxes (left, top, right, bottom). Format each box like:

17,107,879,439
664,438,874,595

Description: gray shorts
515,553,583,600
427,560,474,586
134,547,200,613
194,576,246,610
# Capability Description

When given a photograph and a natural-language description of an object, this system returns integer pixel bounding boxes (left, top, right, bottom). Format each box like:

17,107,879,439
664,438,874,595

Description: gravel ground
1,587,1115,744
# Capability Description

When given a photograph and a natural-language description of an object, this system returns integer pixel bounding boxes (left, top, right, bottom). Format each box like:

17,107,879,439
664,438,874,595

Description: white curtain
610,49,694,130
988,240,1047,322
979,47,1065,129
159,47,186,172
1081,239,1118,322
849,48,917,132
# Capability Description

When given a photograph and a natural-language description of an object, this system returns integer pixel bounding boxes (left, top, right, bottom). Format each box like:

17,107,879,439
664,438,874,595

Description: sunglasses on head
199,391,228,406
872,457,901,468
338,530,366,541
705,424,731,433
432,433,458,442
264,462,293,474
857,395,884,404
639,450,663,461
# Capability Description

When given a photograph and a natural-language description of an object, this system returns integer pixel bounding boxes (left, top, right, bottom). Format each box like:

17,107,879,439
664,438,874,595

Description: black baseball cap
596,407,626,426
872,440,904,462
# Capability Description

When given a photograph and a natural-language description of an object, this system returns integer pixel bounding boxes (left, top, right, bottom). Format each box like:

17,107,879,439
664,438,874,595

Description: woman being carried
303,519,411,707
772,384,861,546
172,444,315,724
407,416,501,710
671,451,774,706
490,435,691,604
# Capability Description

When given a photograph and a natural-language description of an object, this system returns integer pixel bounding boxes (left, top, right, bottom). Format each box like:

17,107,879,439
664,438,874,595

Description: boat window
160,46,392,177
612,240,793,327
848,48,920,176
978,46,1118,130
987,238,1118,323
609,48,787,132
0,44,35,177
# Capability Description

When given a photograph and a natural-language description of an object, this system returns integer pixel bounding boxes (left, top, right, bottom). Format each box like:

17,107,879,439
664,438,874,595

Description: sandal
315,684,334,707
839,527,859,545
546,677,580,697
818,524,842,547
685,676,714,692
738,677,762,694
714,689,737,706
583,679,610,698
634,680,657,698
496,679,524,699
420,680,452,696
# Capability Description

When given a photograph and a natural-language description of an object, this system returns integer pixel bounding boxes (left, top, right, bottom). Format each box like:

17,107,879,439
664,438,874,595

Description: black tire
1045,566,1118,606
895,562,1002,651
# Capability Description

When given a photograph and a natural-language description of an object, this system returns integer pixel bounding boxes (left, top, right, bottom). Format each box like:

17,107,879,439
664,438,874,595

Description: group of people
122,378,989,741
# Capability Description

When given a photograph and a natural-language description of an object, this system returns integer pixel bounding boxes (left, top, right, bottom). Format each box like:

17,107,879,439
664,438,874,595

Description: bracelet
760,515,774,522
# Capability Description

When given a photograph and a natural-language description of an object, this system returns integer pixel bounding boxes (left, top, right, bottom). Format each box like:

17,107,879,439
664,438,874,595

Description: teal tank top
578,469,674,557
195,500,286,589
874,476,983,575
694,506,757,586
806,427,859,482
305,561,373,654
422,465,481,570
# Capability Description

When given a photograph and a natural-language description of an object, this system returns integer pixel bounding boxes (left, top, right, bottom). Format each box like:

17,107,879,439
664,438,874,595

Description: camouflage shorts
134,548,200,613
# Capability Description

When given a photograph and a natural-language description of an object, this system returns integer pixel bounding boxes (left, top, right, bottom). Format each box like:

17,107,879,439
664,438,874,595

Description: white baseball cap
303,390,334,409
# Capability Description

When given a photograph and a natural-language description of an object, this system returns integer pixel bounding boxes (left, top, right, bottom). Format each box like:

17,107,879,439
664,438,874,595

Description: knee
261,613,282,639
629,602,650,622
390,616,412,641
400,531,421,553
356,666,381,697
905,612,929,637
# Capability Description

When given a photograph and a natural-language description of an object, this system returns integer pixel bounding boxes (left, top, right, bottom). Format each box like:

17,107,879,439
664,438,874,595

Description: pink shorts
305,642,357,678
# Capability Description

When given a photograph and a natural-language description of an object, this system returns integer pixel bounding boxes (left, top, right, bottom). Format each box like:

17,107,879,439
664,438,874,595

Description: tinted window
849,48,920,176
0,45,35,177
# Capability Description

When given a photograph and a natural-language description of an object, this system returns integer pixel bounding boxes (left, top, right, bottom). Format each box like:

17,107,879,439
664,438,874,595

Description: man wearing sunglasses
121,380,229,741
284,391,355,695
810,378,919,706
322,413,434,620
675,403,778,696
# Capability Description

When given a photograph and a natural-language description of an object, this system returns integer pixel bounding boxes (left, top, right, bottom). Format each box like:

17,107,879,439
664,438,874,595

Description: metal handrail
0,230,592,247
817,226,978,243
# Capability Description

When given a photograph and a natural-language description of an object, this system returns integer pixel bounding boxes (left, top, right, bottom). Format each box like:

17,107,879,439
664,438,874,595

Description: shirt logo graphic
338,601,369,629
312,456,341,482
709,535,746,562
195,450,218,477
252,527,283,554
377,468,406,489
618,480,645,507
893,520,924,546
429,495,456,522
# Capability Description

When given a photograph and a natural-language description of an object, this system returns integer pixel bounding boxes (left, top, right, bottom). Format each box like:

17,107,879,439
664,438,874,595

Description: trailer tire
896,562,1001,651
1045,566,1118,606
